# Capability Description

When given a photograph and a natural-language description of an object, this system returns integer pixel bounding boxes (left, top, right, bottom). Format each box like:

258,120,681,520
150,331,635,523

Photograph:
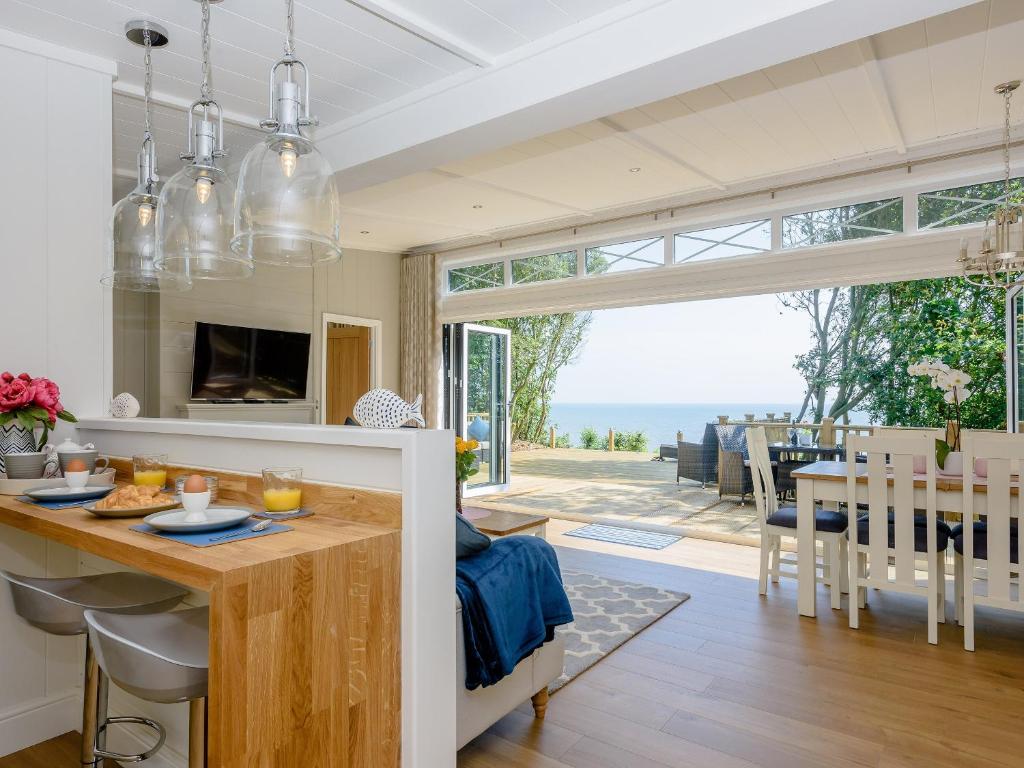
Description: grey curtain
400,253,443,429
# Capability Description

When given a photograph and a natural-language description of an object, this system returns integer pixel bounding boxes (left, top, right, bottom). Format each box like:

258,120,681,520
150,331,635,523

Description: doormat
564,523,682,550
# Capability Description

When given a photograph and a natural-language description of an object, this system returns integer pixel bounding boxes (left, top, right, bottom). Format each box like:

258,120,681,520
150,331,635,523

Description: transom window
919,177,1024,229
512,250,576,284
782,198,903,249
675,220,770,264
585,237,663,275
448,262,504,293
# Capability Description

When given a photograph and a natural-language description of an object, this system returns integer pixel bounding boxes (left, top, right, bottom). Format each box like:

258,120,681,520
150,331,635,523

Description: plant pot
938,451,964,477
0,423,36,475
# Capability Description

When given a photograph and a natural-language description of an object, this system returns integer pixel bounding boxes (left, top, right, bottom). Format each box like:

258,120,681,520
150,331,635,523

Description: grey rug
550,569,689,692
564,523,683,550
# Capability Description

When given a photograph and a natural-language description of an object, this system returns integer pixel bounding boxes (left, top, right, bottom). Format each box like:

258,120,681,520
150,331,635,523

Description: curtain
400,253,443,429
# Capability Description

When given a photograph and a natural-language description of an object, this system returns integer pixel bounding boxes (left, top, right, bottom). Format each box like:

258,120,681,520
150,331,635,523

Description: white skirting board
0,692,80,758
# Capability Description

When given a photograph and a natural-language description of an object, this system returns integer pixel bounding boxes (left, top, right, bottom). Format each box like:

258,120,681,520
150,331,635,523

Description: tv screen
190,322,310,400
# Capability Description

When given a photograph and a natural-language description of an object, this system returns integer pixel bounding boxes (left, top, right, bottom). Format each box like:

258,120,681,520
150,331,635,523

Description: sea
547,402,872,449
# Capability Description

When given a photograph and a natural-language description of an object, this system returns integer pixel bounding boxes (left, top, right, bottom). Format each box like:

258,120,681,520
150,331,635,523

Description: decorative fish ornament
353,389,425,429
110,392,141,418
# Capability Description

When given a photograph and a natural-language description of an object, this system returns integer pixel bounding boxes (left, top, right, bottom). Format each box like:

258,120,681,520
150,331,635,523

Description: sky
552,293,811,403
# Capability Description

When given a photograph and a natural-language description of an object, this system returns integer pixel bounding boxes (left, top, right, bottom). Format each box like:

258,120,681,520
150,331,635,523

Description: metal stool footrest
93,715,166,763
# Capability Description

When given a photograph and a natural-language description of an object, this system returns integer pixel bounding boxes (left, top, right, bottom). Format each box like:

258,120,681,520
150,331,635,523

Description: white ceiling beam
319,0,977,193
857,36,907,155
113,82,259,131
597,117,728,192
345,0,494,68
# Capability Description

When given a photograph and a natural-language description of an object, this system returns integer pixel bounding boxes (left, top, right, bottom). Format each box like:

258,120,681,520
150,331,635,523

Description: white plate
143,506,253,533
23,484,116,502
0,468,116,496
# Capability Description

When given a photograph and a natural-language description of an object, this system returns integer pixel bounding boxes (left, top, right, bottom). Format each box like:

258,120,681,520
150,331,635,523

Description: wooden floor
5,520,1024,767
458,520,1024,768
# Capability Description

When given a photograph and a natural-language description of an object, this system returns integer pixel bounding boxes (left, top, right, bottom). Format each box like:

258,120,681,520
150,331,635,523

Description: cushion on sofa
456,513,491,558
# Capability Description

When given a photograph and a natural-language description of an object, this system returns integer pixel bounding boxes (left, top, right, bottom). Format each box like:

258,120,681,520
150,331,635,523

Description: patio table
791,460,1001,618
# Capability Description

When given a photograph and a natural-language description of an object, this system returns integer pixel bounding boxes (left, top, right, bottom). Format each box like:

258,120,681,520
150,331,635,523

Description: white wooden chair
746,427,847,609
956,433,1024,652
846,433,949,645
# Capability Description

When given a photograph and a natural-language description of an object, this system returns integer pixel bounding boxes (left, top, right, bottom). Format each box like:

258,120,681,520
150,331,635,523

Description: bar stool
0,570,188,766
85,606,209,768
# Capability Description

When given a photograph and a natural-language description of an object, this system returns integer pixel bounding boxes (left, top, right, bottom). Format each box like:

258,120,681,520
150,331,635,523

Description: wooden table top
791,460,1011,493
462,506,549,535
0,490,396,590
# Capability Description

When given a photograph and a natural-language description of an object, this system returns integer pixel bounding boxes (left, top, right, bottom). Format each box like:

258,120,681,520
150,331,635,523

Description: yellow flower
467,439,479,450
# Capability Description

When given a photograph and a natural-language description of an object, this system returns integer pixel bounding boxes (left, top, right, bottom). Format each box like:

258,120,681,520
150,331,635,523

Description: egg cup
181,489,212,523
64,470,90,490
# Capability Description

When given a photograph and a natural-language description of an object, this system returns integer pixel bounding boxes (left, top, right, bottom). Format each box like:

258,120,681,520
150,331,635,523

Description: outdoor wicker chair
676,423,719,487
714,424,754,503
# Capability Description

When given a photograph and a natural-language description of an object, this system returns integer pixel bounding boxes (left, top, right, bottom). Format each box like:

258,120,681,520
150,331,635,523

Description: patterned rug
550,569,689,693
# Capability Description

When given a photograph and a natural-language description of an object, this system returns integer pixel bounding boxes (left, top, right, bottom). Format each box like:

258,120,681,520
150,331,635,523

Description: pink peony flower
0,372,12,384
0,377,36,413
31,377,62,422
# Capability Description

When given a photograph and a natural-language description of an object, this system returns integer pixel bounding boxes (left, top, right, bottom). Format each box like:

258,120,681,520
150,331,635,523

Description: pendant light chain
284,0,296,56
200,0,213,101
142,29,153,139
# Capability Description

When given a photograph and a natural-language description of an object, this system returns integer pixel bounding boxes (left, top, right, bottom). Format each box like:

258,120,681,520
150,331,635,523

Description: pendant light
959,80,1024,290
231,0,342,267
102,21,190,292
155,0,253,281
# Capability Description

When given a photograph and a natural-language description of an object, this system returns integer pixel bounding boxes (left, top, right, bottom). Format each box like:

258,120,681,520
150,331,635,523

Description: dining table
792,460,990,618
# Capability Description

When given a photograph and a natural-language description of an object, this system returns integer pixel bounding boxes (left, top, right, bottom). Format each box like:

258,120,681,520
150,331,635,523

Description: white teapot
55,438,94,454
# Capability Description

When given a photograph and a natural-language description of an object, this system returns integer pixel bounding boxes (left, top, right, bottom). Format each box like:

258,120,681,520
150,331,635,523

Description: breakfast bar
0,418,455,767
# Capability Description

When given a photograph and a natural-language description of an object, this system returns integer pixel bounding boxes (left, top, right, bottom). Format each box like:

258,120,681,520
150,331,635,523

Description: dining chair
846,433,951,644
956,433,1023,652
746,427,848,609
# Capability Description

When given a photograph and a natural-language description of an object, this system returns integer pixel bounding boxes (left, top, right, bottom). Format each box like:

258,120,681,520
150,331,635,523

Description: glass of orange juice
133,454,168,487
262,468,302,513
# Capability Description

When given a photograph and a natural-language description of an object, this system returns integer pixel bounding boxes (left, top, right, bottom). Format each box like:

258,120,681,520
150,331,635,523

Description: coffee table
461,506,549,540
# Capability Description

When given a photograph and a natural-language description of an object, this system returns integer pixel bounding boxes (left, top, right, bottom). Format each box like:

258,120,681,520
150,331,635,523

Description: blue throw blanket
456,536,574,690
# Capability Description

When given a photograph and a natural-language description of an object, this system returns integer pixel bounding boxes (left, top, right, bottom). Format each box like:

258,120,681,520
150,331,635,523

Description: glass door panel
462,324,510,493
1008,287,1024,432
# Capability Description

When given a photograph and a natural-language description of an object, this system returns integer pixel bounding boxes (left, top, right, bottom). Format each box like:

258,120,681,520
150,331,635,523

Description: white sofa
455,597,566,750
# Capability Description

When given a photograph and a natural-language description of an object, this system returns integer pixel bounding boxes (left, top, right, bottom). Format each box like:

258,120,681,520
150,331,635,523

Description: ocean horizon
547,402,871,449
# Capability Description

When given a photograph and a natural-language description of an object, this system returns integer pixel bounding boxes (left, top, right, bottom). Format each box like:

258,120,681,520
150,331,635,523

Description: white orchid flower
946,371,971,388
943,390,957,404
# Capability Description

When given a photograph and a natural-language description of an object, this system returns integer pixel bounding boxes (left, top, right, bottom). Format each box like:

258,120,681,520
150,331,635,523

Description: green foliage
614,430,649,452
578,426,600,450
554,432,571,449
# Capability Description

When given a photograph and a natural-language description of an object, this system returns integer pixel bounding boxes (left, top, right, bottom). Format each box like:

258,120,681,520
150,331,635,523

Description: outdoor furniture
715,424,754,503
769,443,844,500
748,427,848,609
676,423,718,487
657,443,678,461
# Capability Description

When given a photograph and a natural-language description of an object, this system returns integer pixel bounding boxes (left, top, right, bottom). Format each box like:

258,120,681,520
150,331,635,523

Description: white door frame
460,323,512,496
320,313,383,425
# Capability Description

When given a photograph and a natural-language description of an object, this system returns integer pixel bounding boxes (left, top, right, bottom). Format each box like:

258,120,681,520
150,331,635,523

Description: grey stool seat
85,606,209,703
85,606,210,768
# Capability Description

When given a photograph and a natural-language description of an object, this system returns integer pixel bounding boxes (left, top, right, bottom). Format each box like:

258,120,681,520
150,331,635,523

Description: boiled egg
65,458,87,473
182,474,208,494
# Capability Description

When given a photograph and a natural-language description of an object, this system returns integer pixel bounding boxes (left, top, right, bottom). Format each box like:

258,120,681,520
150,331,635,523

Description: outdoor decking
474,448,758,541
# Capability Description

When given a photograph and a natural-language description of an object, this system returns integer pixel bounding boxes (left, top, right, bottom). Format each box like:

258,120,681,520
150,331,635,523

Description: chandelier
959,80,1024,289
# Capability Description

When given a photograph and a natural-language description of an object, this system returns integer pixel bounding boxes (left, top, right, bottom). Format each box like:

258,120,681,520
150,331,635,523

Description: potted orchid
906,360,971,475
0,373,77,466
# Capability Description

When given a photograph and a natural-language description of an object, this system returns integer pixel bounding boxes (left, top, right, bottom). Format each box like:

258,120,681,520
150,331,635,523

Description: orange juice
263,487,302,512
134,469,167,487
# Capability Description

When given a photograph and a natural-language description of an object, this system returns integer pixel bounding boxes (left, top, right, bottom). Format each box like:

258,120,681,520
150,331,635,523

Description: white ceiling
340,0,1024,252
8,0,1020,253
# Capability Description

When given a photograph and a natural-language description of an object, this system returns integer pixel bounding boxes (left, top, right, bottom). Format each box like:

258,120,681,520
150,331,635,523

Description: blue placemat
16,495,94,510
129,521,292,547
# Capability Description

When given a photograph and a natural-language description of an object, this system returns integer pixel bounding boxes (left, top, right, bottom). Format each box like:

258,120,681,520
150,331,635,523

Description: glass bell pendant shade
155,165,253,280
103,193,191,292
231,136,342,266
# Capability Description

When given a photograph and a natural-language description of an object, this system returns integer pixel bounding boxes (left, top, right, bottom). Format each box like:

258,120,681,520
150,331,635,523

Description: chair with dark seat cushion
951,521,1018,562
766,505,849,533
747,427,847,609
850,514,952,552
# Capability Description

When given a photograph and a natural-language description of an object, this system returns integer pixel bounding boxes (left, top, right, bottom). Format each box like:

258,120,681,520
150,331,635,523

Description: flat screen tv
190,322,310,401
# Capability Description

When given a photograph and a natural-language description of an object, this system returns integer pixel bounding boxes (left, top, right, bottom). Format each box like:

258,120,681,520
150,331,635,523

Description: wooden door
326,325,371,424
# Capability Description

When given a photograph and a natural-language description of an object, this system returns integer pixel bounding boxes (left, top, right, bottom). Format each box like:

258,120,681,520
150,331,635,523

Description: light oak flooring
5,520,1024,767
458,519,1024,768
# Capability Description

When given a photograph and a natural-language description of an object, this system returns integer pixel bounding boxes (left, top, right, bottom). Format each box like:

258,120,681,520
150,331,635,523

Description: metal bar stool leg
81,636,101,767
189,697,207,768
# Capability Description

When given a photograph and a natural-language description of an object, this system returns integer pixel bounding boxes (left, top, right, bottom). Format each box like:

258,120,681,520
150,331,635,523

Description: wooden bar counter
0,461,402,767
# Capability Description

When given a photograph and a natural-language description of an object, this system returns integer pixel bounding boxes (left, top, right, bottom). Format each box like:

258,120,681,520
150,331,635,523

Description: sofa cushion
456,514,491,559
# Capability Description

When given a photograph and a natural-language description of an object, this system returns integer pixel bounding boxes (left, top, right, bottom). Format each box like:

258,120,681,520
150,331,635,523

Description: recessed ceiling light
629,167,642,173
360,230,370,234
472,204,484,209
